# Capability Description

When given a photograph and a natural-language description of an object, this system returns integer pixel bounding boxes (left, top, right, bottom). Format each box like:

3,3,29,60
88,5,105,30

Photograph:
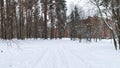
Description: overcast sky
66,0,98,17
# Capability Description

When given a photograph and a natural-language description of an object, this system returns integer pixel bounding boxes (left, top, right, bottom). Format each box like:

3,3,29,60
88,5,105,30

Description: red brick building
52,16,115,39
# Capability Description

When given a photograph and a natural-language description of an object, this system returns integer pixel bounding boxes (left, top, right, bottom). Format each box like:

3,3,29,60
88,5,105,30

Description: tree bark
50,0,54,39
43,0,48,39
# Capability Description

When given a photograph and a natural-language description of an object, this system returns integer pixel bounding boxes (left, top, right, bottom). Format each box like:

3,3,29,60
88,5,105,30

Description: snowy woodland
0,0,120,68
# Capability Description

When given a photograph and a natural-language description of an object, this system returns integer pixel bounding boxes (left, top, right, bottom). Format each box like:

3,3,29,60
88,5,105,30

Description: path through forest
0,39,120,68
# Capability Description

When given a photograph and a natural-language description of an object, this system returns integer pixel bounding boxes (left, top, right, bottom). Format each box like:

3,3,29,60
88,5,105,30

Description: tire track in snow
31,48,49,68
62,47,93,68
48,47,58,68
56,47,70,68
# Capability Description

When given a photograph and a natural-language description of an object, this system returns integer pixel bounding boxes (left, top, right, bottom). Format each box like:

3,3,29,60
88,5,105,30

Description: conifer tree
55,0,67,39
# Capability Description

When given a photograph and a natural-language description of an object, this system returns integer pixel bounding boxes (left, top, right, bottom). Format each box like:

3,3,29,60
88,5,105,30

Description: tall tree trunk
50,0,54,39
6,0,10,39
9,0,13,39
13,0,17,38
0,0,4,39
117,21,120,49
43,0,48,39
19,0,24,39
56,0,62,39
34,0,38,39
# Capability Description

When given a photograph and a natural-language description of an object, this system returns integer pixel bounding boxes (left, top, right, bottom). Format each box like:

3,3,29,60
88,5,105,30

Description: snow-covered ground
0,38,120,68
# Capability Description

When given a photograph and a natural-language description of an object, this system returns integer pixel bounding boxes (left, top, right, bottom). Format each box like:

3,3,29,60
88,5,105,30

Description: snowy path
0,39,120,68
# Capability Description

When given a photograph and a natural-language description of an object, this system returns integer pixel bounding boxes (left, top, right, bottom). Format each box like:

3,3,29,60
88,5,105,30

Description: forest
0,0,120,49
0,0,120,68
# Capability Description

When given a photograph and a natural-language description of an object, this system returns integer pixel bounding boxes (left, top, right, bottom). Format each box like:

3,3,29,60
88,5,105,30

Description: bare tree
90,0,118,50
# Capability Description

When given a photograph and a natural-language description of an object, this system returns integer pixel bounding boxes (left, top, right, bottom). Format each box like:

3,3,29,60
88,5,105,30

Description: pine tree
74,6,80,38
43,0,48,39
34,0,39,39
69,11,75,40
69,6,80,40
0,0,5,39
49,0,55,39
55,0,67,39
